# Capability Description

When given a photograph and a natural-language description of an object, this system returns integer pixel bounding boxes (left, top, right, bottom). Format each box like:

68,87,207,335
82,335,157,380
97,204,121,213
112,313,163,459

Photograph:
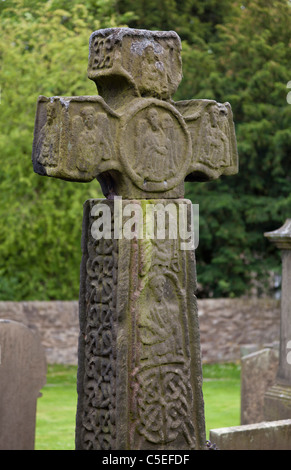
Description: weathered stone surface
264,384,291,421
209,419,291,450
241,347,279,425
87,28,183,103
32,95,237,198
0,319,46,450
199,297,280,363
75,199,205,450
0,301,79,364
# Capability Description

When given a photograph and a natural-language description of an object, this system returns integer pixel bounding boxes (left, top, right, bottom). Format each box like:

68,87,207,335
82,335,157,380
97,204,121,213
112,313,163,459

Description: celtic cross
32,28,238,451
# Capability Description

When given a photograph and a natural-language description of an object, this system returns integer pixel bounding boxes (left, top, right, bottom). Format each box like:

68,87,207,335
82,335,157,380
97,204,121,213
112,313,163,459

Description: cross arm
174,99,238,182
32,95,121,183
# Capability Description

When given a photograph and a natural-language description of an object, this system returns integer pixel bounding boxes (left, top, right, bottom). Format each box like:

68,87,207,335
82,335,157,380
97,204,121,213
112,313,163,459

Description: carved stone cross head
32,28,238,199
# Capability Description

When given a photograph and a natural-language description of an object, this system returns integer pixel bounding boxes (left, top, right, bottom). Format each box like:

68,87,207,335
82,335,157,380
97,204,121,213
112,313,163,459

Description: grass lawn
202,362,241,439
35,362,241,450
35,364,78,450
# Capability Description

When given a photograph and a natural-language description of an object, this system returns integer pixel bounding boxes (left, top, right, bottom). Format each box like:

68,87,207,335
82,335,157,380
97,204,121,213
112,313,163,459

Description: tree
185,0,291,297
0,0,126,300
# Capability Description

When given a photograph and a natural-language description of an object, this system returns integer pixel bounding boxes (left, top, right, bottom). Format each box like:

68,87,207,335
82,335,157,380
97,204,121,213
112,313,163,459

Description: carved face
210,105,220,126
147,108,159,130
162,114,173,130
82,107,95,130
149,274,166,302
46,103,56,125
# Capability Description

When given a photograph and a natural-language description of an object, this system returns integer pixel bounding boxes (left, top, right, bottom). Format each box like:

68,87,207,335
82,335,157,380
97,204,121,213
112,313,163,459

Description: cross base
75,199,206,450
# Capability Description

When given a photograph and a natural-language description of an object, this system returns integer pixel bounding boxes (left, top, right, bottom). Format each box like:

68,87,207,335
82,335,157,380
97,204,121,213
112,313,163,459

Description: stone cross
32,28,238,450
264,219,291,420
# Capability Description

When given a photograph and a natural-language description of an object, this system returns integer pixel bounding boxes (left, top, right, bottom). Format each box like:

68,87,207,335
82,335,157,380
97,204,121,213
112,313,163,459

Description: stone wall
0,301,79,365
0,297,280,365
198,297,280,363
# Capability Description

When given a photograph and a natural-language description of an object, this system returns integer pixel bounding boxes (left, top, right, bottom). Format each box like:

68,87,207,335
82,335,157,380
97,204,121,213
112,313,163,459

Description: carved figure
37,101,59,167
72,107,114,174
135,108,171,181
138,270,183,362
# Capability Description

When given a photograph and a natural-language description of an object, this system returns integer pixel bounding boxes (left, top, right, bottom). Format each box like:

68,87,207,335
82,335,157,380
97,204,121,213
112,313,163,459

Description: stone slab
241,347,279,424
209,419,291,450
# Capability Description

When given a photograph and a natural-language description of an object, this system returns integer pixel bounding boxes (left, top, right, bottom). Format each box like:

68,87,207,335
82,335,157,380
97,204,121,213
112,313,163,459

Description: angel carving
134,108,173,182
199,104,231,169
72,107,114,174
36,101,59,167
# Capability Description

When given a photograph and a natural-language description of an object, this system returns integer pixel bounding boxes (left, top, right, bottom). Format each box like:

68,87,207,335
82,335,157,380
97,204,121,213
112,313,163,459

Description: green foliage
0,0,121,300
116,0,234,43
0,0,290,299
35,364,78,450
185,0,291,297
203,373,240,438
202,361,241,380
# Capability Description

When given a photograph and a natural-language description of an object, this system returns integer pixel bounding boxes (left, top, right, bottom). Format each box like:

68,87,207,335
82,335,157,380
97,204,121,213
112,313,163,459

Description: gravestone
32,28,238,450
209,419,291,450
0,319,46,449
241,346,279,425
264,220,291,420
